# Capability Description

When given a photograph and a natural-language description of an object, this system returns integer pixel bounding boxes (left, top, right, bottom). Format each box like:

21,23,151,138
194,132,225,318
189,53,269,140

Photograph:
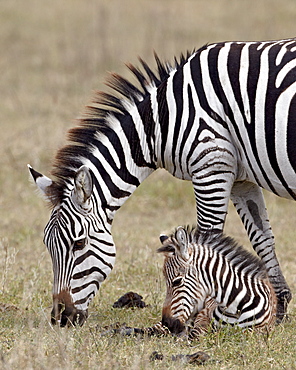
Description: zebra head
28,165,115,326
158,227,202,335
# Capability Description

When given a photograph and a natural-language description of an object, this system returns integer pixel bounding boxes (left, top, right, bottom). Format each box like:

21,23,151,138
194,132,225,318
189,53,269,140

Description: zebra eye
73,238,86,251
172,277,183,287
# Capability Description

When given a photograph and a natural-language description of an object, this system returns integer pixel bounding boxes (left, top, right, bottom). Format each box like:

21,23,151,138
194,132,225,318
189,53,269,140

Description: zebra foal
158,227,277,339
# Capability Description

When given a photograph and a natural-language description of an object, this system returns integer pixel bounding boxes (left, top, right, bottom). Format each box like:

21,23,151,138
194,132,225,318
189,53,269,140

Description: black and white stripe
158,227,277,337
29,37,296,324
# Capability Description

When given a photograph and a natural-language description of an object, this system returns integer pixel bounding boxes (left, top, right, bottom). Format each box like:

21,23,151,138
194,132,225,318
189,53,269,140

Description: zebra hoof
276,289,292,324
150,351,164,361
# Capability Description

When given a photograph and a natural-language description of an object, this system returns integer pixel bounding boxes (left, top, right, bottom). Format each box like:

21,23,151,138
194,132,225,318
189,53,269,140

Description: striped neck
81,112,157,222
194,245,220,299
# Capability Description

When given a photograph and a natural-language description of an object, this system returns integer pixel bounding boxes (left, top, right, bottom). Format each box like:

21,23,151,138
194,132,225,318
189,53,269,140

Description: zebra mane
193,228,268,279
49,50,197,205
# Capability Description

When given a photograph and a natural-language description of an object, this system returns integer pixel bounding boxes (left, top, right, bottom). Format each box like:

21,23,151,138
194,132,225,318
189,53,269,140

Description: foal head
157,227,203,335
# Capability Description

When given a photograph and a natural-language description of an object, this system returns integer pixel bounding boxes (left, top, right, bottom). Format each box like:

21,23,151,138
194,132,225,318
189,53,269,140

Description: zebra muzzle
161,314,186,335
51,290,88,327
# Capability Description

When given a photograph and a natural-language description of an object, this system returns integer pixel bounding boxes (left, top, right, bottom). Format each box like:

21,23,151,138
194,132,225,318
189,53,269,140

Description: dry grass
0,0,296,368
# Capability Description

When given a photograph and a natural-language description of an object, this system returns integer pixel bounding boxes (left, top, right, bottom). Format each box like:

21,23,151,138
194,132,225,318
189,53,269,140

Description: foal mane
194,228,268,279
160,226,268,279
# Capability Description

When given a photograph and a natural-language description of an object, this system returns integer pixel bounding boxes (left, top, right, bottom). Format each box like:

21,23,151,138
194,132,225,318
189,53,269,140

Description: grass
0,0,296,368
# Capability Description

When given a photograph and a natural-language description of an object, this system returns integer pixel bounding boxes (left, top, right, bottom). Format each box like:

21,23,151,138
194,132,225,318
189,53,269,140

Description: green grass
1,0,296,368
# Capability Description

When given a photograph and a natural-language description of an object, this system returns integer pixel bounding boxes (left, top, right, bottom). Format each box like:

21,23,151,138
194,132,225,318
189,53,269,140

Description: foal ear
159,234,169,244
28,164,53,198
175,227,190,260
73,166,93,206
157,234,176,256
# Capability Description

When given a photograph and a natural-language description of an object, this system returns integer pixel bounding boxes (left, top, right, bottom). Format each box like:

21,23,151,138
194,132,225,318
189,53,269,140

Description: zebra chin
51,290,88,327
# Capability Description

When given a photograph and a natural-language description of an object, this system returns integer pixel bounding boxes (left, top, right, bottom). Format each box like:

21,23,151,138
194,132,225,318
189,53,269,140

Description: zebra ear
157,234,176,256
159,234,169,243
175,227,190,260
73,165,93,206
28,164,53,197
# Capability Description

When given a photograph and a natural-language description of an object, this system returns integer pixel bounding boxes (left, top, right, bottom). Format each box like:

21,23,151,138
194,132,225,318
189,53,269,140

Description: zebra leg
100,321,171,337
143,321,171,336
230,181,292,322
192,163,236,232
189,297,217,340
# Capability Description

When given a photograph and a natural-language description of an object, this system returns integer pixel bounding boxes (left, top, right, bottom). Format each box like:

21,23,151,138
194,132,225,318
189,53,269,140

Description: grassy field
1,0,296,368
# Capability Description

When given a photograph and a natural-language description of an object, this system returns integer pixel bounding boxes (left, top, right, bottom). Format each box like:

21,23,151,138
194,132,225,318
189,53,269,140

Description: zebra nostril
60,313,69,327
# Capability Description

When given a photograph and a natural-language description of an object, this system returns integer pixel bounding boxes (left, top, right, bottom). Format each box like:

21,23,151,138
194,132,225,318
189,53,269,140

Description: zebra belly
237,163,296,200
235,149,296,200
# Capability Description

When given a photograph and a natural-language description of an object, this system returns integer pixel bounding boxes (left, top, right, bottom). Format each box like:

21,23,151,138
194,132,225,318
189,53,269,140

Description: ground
0,1,295,368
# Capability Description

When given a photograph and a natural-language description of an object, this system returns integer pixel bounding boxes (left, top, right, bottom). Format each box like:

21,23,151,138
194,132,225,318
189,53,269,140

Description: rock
172,351,210,365
150,350,210,365
112,291,147,308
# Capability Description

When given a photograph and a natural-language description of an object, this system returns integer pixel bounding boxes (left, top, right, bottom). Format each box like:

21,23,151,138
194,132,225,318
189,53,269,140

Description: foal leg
189,297,217,339
230,181,291,322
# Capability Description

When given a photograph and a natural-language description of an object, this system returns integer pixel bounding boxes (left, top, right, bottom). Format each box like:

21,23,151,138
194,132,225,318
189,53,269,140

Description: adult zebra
29,37,295,326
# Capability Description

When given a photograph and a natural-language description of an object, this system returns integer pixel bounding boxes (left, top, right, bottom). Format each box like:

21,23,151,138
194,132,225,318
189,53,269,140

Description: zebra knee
246,199,263,230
